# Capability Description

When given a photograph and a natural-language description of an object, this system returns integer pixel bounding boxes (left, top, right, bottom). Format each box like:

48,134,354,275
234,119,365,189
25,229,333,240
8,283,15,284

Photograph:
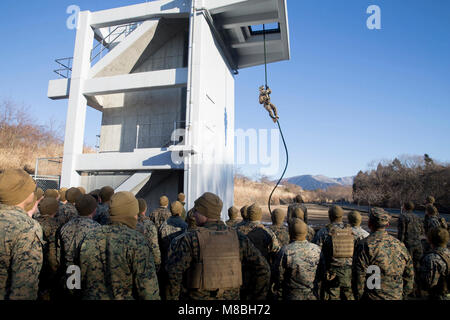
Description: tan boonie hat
39,197,59,216
137,198,147,214
35,188,44,200
25,194,38,212
247,204,262,221
369,207,391,227
289,218,308,241
159,195,169,207
66,187,83,204
0,169,36,206
99,186,114,203
348,210,362,227
76,195,98,217
59,187,68,201
272,208,285,225
170,201,184,216
194,192,223,220
109,191,139,229
240,205,248,220
329,205,344,220
44,189,59,199
228,206,239,219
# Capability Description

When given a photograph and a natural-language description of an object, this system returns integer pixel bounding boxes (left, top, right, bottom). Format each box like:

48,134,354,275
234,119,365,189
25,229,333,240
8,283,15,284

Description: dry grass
0,99,94,175
234,174,307,208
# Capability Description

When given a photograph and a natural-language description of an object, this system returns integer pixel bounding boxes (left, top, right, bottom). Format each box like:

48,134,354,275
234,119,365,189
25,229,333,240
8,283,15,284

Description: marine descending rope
260,24,290,215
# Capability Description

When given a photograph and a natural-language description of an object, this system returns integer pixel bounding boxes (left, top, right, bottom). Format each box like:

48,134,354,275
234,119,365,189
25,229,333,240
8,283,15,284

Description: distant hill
283,175,354,191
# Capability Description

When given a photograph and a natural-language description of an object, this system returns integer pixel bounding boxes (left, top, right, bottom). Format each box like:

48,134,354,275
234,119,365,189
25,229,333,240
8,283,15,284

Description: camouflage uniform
55,202,78,226
268,225,290,247
306,226,316,242
158,215,187,300
352,226,370,241
313,222,345,247
236,221,281,264
93,203,110,225
0,204,44,300
226,219,240,228
316,223,355,300
165,221,270,300
35,215,61,299
79,223,160,300
398,212,424,266
353,230,414,300
424,215,448,235
149,206,171,230
287,203,308,223
159,216,188,261
273,240,321,300
59,216,100,268
419,247,449,300
136,215,161,269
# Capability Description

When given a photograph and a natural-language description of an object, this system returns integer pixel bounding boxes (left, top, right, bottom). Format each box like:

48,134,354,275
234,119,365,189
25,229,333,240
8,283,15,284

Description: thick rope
268,120,289,214
261,24,290,214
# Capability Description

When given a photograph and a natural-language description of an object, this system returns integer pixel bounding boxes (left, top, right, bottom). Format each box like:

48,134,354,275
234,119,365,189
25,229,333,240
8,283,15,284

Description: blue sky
0,0,449,179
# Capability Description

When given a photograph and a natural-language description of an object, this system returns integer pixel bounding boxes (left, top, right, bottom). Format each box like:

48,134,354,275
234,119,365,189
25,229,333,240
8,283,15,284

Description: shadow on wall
160,0,190,11
142,151,184,169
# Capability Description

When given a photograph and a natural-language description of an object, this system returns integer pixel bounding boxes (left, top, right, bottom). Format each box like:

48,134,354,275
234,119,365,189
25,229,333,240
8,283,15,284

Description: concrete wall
136,170,183,213
186,13,235,221
80,173,131,192
99,29,188,152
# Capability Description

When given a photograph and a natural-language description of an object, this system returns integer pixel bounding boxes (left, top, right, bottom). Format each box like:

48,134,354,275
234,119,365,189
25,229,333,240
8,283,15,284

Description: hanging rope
261,24,290,215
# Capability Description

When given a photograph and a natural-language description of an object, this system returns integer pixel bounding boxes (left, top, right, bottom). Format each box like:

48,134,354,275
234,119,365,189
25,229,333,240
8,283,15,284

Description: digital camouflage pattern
317,224,355,300
59,216,100,268
159,216,188,260
165,221,271,300
419,247,449,300
226,219,240,228
35,215,61,299
268,225,290,247
79,223,160,300
424,215,448,235
312,222,347,248
0,204,44,300
398,212,424,247
236,221,281,264
273,240,321,300
353,230,414,300
149,206,171,230
306,226,316,242
55,202,78,226
351,226,370,241
398,212,424,287
136,215,161,269
93,203,110,225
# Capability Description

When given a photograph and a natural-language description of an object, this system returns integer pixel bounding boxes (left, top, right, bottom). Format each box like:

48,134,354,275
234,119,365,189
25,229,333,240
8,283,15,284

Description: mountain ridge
283,174,354,191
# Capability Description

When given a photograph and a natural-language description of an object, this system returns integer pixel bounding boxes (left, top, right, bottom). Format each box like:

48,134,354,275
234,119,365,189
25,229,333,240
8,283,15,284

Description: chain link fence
33,157,62,191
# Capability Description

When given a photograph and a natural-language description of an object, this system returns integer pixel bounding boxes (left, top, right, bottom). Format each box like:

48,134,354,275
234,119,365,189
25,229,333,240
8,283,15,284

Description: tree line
352,154,450,213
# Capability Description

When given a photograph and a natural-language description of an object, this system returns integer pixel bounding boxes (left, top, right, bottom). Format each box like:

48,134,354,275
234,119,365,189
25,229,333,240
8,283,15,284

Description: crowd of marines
0,168,448,300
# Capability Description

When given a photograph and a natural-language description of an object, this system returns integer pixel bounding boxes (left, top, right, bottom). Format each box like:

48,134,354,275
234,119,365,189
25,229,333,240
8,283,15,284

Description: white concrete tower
48,0,290,218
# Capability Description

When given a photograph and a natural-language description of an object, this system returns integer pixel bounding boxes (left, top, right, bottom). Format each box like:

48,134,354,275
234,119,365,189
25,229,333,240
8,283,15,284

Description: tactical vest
187,228,243,291
327,224,354,258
